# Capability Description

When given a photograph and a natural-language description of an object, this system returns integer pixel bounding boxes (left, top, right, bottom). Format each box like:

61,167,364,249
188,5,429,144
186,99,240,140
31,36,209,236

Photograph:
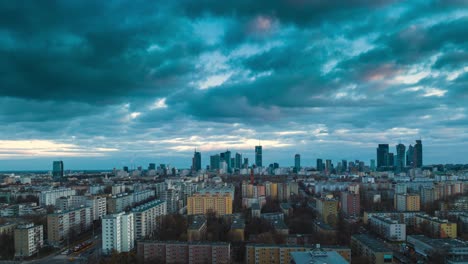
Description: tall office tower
210,154,220,170
235,153,242,169
316,159,324,172
388,153,395,168
396,143,406,172
52,161,64,179
243,158,249,168
192,150,202,172
223,150,232,172
406,145,414,168
370,159,376,171
255,146,262,167
148,163,156,170
102,212,134,254
414,140,423,168
376,144,389,169
123,166,129,173
325,159,333,172
230,158,235,170
294,154,300,173
342,160,348,172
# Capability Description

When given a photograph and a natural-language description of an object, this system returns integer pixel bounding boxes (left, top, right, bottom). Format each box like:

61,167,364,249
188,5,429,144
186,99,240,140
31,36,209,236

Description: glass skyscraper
52,161,64,179
396,143,406,172
255,146,262,167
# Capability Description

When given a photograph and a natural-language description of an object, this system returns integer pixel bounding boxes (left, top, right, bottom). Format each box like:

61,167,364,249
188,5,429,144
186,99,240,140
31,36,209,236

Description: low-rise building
188,216,207,242
245,244,351,264
137,241,230,264
230,218,245,241
272,219,289,235
14,223,43,257
369,215,406,241
290,249,349,264
350,234,393,264
407,235,468,262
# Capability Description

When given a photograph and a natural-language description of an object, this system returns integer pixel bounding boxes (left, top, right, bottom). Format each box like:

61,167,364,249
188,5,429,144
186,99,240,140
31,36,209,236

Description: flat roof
290,251,349,264
352,234,392,253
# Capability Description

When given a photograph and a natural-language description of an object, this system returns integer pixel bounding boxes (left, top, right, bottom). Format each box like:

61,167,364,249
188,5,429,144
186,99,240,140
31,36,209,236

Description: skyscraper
396,143,406,172
316,159,323,172
255,146,262,167
376,144,389,169
325,159,333,172
370,159,376,171
192,150,201,171
388,153,394,167
210,154,220,170
243,158,249,168
52,161,64,179
414,140,423,168
342,160,348,173
148,163,156,170
406,145,414,168
224,150,232,172
235,153,242,169
294,154,300,173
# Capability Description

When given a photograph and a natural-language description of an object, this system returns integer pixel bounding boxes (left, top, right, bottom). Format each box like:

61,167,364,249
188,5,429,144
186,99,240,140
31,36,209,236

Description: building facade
14,224,43,257
102,212,134,254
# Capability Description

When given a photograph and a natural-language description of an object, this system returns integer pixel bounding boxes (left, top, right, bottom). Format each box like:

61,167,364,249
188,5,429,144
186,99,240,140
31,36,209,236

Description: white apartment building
132,200,167,239
55,195,106,221
107,193,133,213
133,189,155,204
39,188,76,206
86,196,107,221
102,212,134,254
369,215,406,241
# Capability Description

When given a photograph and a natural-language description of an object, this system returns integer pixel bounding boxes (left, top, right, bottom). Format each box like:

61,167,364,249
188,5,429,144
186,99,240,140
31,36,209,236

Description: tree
0,233,14,260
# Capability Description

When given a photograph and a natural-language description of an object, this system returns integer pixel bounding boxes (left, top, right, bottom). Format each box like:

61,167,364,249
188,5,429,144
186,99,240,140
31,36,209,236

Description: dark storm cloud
0,1,202,103
183,0,396,26
0,0,467,169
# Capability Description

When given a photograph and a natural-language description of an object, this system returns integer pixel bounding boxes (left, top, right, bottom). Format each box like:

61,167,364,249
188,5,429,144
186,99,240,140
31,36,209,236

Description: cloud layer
0,0,467,169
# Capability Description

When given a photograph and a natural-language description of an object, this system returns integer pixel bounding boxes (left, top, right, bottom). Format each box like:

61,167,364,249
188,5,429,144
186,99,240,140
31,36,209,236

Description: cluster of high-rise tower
377,140,423,172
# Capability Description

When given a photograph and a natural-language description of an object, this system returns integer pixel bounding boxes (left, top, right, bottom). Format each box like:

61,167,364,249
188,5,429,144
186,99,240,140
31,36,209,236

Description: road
24,235,102,264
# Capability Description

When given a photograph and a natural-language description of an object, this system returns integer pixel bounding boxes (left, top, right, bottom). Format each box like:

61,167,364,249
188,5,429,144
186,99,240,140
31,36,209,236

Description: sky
0,0,468,170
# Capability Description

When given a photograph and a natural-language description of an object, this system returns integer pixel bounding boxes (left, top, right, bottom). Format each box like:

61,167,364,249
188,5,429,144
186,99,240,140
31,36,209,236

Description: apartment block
39,188,76,206
350,234,393,264
107,193,133,214
394,193,420,212
245,244,351,264
315,197,339,226
137,241,230,264
47,207,92,244
132,200,167,239
187,193,232,216
340,192,360,218
14,224,43,257
0,222,17,235
102,212,134,254
415,214,458,238
369,216,406,241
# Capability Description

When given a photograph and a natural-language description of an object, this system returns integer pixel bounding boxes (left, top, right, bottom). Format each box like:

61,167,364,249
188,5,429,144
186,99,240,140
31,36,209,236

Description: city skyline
0,1,467,170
